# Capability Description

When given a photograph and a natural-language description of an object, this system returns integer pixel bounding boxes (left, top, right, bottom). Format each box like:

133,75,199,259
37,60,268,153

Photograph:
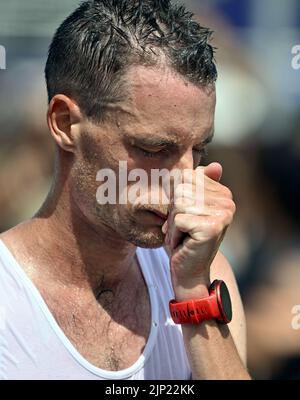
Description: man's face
70,65,216,248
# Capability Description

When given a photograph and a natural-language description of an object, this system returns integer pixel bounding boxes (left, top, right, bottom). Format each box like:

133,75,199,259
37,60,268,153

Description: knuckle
224,187,233,199
223,198,236,213
217,210,233,226
231,200,237,214
219,185,233,199
214,206,235,224
208,220,223,237
224,209,234,224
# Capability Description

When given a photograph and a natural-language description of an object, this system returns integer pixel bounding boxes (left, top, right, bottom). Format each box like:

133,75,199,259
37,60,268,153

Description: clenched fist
162,162,236,299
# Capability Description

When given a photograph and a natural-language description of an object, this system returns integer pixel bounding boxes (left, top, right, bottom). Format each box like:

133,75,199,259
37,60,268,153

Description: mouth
147,208,168,221
137,208,168,226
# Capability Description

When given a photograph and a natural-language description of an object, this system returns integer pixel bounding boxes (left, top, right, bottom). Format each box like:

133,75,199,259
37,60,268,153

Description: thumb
203,162,223,182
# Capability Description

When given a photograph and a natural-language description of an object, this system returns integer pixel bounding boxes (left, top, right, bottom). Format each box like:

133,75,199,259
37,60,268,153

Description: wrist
170,280,233,325
172,278,211,302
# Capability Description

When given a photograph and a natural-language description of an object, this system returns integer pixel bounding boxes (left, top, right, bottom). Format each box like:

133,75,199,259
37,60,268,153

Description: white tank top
0,240,191,380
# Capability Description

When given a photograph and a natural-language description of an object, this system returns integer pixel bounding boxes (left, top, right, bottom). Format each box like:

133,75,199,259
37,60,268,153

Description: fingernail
162,221,168,234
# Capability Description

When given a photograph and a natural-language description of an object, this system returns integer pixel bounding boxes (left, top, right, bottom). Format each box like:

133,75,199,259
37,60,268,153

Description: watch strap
169,280,227,324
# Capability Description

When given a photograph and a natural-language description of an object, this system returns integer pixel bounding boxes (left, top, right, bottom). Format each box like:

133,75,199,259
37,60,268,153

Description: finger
167,209,185,251
162,220,168,235
172,213,232,242
203,162,223,183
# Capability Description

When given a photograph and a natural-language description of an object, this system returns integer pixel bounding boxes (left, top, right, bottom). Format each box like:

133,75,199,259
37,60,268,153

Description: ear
47,95,83,153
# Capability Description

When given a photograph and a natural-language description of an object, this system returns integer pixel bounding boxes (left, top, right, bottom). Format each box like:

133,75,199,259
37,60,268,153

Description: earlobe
47,95,82,153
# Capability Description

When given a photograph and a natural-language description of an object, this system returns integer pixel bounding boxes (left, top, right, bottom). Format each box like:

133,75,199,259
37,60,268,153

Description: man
0,0,250,379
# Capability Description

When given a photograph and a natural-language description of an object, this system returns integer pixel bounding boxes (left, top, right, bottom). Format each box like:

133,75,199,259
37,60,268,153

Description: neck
32,165,138,295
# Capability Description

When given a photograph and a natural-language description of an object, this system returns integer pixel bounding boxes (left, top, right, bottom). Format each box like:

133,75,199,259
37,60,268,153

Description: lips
148,209,168,220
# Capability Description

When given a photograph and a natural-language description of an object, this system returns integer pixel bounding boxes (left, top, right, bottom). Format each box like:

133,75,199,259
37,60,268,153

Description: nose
156,148,196,207
172,148,195,171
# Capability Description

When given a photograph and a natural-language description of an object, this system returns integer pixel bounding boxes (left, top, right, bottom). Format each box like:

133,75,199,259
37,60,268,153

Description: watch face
219,281,232,323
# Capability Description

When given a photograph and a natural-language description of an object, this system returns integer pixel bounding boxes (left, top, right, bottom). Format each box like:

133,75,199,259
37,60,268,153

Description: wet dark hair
45,0,217,121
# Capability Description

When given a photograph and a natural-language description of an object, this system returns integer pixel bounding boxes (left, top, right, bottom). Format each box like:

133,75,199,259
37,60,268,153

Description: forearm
163,162,250,379
174,282,251,380
182,320,251,380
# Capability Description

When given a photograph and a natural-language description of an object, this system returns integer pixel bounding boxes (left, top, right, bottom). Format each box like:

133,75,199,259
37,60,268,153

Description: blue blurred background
0,0,300,379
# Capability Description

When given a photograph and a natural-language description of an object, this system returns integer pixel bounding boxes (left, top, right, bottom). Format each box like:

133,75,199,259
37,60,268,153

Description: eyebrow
124,130,214,148
125,134,178,148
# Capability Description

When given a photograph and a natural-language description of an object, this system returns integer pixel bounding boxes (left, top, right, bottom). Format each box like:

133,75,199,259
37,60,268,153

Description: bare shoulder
0,225,20,248
0,220,36,264
210,251,247,367
0,223,25,246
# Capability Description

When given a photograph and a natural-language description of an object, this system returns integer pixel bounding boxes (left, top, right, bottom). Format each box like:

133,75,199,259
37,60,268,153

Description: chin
99,207,166,248
123,227,165,249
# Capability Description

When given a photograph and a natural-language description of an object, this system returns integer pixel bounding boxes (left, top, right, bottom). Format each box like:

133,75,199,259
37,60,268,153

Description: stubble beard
95,203,165,248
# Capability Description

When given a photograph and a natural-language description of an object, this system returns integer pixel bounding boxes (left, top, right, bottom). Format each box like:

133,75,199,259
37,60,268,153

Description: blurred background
0,0,299,379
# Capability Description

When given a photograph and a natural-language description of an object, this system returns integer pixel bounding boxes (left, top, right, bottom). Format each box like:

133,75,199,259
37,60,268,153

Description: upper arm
210,251,247,367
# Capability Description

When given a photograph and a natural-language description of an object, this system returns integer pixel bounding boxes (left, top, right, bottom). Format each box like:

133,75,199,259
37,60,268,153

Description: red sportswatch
169,280,232,325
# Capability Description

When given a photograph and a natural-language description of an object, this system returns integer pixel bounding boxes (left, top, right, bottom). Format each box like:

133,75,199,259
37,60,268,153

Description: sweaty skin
0,65,249,378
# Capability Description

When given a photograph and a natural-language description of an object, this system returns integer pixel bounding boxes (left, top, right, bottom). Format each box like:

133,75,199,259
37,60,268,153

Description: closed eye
135,145,173,158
